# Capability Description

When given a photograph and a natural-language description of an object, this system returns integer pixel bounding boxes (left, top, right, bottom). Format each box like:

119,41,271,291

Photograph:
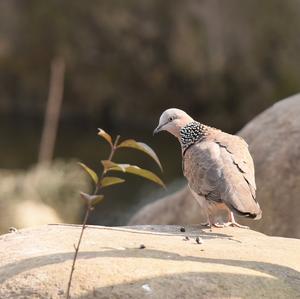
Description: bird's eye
168,117,173,122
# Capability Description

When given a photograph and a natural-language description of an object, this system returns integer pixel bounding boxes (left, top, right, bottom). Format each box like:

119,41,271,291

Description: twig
66,135,120,299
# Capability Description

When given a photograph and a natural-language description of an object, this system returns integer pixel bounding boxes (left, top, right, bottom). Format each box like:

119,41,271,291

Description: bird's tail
229,202,262,220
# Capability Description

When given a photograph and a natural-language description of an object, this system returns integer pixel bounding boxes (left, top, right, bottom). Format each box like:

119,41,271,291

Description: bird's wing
212,132,256,198
184,136,260,217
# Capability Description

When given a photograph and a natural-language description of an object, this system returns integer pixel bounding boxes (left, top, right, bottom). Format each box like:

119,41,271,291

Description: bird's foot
201,221,225,228
200,222,211,227
224,212,249,229
212,222,226,228
223,221,249,229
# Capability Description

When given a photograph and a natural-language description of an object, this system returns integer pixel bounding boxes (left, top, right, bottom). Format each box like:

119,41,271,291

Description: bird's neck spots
180,121,208,153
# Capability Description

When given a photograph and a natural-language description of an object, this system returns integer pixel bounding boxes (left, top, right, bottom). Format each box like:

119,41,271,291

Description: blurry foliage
1,0,300,132
0,160,89,233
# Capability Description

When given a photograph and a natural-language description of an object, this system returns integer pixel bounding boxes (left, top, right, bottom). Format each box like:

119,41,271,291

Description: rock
129,187,206,226
237,94,300,237
129,94,300,238
0,160,89,233
9,200,61,229
0,224,299,298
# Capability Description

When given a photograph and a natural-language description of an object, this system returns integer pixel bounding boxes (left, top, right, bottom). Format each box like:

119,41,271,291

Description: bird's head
153,108,194,138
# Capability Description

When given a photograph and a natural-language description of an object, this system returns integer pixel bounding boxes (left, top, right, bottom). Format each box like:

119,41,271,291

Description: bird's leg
200,221,211,227
200,200,212,227
223,211,249,229
201,219,224,228
211,218,225,228
211,222,225,228
201,207,225,228
200,214,211,227
196,197,225,228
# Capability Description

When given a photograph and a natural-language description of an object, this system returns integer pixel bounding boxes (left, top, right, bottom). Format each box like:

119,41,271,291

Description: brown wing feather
212,132,256,198
183,131,261,218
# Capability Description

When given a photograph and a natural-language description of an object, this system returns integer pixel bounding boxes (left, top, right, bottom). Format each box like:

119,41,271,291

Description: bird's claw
201,220,248,229
223,222,249,229
201,222,211,227
212,222,225,228
201,222,225,228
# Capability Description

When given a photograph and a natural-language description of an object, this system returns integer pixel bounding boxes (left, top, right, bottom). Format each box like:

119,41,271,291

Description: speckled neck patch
180,121,207,152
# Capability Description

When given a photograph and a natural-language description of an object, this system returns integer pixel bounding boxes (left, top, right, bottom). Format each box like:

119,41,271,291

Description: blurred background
1,0,300,233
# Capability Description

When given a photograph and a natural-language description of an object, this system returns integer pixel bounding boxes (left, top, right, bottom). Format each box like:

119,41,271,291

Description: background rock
0,224,299,298
0,200,61,233
0,160,89,234
129,187,205,226
129,94,300,239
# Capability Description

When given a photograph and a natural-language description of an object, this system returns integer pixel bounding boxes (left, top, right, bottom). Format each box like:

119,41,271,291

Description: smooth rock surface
129,187,207,226
0,224,300,298
129,94,300,238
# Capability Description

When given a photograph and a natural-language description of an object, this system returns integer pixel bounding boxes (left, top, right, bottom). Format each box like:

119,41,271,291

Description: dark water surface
0,117,184,225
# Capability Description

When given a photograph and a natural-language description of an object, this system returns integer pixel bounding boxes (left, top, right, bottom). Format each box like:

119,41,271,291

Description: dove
153,108,262,228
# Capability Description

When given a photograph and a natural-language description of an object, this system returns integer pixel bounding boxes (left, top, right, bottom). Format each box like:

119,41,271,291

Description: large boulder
129,187,205,225
129,94,300,238
0,224,299,298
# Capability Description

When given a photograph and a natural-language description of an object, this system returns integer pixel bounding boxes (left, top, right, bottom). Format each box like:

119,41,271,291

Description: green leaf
97,128,113,147
118,139,163,171
91,195,104,206
78,162,98,185
102,160,129,172
101,160,165,188
80,192,104,206
101,176,125,188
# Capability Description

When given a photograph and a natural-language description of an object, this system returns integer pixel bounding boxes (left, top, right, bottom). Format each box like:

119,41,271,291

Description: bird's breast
183,141,222,195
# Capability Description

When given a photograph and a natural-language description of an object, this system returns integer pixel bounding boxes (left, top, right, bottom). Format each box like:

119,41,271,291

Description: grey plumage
181,122,261,220
154,108,262,226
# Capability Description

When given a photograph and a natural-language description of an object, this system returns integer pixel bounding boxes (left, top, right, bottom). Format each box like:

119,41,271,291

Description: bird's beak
153,125,163,135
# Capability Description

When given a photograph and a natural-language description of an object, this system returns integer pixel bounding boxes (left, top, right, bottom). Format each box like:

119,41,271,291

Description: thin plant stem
66,204,91,298
66,135,120,299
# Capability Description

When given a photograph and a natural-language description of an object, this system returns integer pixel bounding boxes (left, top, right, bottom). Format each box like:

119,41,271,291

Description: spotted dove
154,108,262,228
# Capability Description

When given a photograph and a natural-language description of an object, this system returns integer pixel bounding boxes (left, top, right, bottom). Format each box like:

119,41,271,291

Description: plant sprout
66,129,164,298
